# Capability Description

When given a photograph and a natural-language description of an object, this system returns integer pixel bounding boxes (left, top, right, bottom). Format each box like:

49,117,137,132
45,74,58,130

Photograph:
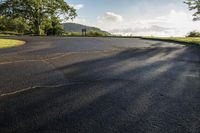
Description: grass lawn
0,34,15,37
143,37,200,45
0,39,25,48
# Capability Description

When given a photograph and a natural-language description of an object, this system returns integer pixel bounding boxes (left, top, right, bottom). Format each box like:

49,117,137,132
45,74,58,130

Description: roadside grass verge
142,37,200,46
0,31,19,36
0,34,15,36
0,39,25,48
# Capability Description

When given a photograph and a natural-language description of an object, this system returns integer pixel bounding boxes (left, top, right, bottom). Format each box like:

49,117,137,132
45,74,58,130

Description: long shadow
0,46,199,133
47,47,180,82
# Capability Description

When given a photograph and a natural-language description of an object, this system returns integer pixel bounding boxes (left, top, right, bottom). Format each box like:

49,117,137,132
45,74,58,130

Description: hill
62,23,111,35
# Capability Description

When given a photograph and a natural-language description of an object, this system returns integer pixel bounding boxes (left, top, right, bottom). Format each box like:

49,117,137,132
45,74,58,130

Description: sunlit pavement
0,37,199,133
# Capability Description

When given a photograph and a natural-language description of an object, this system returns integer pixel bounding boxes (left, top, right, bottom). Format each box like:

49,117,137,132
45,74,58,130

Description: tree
0,16,6,31
0,15,30,34
184,0,200,21
0,0,77,35
43,16,64,36
187,30,200,37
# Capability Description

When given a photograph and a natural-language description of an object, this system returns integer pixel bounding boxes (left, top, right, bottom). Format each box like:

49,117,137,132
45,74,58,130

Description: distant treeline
64,31,110,37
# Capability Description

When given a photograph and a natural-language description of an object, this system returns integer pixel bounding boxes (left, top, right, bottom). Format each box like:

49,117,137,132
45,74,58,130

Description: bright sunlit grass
167,37,200,45
0,39,25,48
144,37,200,45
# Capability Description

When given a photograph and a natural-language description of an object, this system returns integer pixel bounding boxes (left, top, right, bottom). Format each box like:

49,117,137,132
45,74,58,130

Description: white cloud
64,9,200,37
98,12,123,23
70,4,84,10
111,25,171,35
65,17,93,27
106,10,200,37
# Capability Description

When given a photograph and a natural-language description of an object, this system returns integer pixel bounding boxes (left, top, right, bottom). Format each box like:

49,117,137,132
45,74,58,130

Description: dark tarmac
0,37,199,133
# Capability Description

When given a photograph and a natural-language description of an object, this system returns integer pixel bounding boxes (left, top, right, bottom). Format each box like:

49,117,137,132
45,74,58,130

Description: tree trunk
35,0,41,36
36,24,41,36
35,21,41,36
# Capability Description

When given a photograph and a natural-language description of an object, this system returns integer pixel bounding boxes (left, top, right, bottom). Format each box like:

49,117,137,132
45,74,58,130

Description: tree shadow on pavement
0,46,200,133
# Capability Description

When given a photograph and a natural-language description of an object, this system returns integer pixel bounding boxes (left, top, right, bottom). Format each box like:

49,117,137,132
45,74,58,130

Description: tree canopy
184,0,200,21
0,0,77,35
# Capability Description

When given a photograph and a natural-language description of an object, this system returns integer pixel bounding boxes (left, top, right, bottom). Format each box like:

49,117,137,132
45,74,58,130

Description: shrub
0,31,19,35
64,31,109,37
66,32,81,36
87,31,106,36
187,31,200,37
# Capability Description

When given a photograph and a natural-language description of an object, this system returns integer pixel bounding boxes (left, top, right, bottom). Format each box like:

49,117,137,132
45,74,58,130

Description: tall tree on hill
185,0,200,21
0,0,77,35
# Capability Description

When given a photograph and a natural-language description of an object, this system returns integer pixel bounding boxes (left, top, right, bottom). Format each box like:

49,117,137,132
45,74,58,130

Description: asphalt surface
0,37,199,133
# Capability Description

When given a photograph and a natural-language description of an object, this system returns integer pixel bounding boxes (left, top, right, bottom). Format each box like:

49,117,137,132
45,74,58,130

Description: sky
66,0,200,37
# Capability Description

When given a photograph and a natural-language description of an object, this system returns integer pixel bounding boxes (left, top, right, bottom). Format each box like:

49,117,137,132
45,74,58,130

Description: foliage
184,0,200,21
0,15,65,36
0,31,19,36
0,0,77,35
187,31,200,37
64,31,110,37
65,32,82,36
0,16,30,35
87,31,108,36
43,17,64,36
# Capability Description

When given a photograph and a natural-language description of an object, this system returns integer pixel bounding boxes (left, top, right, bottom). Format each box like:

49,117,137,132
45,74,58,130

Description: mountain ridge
62,23,111,35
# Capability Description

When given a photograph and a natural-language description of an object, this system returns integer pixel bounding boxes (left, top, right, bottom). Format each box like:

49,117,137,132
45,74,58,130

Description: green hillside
62,23,111,35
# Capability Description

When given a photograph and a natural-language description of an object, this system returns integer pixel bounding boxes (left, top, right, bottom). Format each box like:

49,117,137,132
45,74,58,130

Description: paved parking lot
0,37,199,133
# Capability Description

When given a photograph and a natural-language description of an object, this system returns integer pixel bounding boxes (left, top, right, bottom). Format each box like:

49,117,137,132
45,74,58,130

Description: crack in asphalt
0,49,122,65
0,78,139,97
0,85,65,97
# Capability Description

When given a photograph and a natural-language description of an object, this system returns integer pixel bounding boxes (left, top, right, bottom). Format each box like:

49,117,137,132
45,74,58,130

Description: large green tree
0,15,30,34
185,0,200,21
0,0,76,35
